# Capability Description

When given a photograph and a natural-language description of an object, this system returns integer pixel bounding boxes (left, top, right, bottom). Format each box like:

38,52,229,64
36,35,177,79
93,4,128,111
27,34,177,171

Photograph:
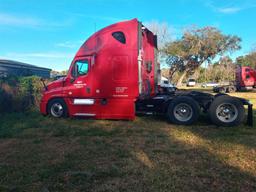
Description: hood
46,77,65,91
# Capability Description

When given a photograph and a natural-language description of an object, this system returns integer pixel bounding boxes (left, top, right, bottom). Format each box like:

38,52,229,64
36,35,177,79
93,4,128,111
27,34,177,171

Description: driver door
65,57,93,99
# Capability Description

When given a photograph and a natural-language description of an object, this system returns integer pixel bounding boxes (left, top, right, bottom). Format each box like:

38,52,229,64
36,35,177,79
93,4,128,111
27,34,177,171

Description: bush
18,76,43,107
0,76,43,113
0,88,13,113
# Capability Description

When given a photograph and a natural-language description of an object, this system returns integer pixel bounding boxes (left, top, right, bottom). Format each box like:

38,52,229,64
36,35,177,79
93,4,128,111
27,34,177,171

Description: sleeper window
112,31,126,44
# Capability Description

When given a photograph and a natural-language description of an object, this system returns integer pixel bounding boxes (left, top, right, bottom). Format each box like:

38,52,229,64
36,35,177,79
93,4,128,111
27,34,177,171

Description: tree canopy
163,26,241,86
236,50,256,69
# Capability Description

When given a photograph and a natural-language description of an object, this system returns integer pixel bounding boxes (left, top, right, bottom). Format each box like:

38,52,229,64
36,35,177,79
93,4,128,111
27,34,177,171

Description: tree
145,21,173,49
60,70,68,75
164,26,241,86
236,51,256,69
212,56,236,82
145,21,174,65
195,56,236,83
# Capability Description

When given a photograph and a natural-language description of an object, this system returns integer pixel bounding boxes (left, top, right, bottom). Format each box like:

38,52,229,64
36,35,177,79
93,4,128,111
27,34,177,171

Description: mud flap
247,103,253,127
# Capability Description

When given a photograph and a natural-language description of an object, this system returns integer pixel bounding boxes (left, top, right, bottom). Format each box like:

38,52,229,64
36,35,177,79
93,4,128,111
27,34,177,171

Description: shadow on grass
0,111,255,191
186,109,256,148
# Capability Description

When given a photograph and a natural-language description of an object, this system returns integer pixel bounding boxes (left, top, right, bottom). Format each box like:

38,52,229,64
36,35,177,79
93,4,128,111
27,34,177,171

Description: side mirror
40,78,48,91
70,65,77,83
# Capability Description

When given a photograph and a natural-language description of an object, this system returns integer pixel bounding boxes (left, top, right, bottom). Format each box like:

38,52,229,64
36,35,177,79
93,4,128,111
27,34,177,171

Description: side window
72,60,89,77
112,31,126,44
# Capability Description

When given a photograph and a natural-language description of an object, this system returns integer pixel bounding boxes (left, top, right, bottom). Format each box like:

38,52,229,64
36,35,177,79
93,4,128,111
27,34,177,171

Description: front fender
40,89,67,114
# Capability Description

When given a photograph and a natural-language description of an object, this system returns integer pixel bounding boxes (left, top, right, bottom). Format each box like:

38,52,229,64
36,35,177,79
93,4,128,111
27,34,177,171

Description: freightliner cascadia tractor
40,19,253,127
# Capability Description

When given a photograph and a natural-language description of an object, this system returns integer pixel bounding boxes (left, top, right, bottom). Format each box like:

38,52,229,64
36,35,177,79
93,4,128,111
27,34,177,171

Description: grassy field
0,92,255,191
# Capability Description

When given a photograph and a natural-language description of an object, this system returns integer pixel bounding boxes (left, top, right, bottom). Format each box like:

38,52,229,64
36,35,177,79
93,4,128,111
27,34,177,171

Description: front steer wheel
209,95,245,127
167,96,200,125
47,99,68,118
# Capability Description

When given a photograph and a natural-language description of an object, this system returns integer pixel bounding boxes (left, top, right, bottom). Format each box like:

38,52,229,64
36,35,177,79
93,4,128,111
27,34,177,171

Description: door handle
70,78,75,83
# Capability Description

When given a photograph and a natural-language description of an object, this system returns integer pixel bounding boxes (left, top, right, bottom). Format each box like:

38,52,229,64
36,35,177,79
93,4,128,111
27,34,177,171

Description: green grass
0,93,256,192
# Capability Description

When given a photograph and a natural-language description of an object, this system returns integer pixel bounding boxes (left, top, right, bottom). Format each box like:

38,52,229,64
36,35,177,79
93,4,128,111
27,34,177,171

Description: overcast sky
0,0,255,71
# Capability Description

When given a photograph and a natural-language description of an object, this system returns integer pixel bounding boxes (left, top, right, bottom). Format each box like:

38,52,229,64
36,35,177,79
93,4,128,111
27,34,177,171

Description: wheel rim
50,103,63,117
216,103,238,123
173,103,193,122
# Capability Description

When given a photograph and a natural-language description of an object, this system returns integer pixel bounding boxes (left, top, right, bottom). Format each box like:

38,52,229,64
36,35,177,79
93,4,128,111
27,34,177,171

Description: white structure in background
160,76,177,91
186,78,196,87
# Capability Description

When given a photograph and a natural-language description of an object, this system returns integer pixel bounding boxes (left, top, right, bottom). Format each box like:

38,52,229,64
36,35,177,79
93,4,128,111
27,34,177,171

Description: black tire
209,95,245,127
228,86,236,93
47,98,68,118
167,96,200,125
213,87,220,93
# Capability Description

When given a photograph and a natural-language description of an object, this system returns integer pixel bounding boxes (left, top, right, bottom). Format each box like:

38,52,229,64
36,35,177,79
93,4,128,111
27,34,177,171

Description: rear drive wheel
167,96,200,125
228,86,236,93
209,95,245,126
47,99,68,118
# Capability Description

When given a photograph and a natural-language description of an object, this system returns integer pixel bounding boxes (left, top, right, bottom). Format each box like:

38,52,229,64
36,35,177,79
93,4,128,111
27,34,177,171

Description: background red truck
214,66,256,93
40,19,253,127
236,66,256,90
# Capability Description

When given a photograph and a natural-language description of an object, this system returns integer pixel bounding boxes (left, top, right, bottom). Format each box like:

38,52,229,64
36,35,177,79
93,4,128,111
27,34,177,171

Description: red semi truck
40,19,253,127
236,66,256,90
214,66,256,93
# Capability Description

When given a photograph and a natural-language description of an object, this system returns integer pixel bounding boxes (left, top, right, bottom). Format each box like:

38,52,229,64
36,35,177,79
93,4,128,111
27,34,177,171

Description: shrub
0,76,44,113
18,76,43,107
0,88,13,113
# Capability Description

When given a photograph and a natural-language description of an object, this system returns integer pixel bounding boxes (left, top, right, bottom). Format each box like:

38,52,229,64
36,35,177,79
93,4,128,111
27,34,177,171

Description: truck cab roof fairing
75,19,139,58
